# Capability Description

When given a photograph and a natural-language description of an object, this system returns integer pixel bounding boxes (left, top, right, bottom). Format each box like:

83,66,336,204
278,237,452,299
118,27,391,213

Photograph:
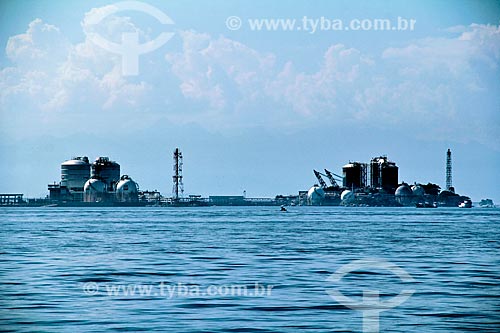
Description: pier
0,194,24,206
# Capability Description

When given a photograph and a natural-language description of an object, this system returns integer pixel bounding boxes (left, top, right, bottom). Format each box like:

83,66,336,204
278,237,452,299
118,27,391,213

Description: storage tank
340,190,355,203
395,183,413,205
60,156,91,192
83,178,107,203
370,156,398,192
92,157,120,191
411,184,425,196
115,175,139,202
307,186,325,205
342,162,366,189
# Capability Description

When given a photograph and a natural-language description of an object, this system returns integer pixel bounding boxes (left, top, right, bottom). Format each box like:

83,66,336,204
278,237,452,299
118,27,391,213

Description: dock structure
0,194,24,206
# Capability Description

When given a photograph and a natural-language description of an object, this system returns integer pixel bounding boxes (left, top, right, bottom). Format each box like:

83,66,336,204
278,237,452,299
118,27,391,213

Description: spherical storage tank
340,190,355,203
115,175,139,202
411,184,425,197
395,183,413,205
307,186,325,205
60,157,91,192
395,184,412,196
83,178,107,202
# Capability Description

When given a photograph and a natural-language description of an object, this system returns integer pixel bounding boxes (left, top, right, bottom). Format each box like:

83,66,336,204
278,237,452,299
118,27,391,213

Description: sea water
0,207,499,332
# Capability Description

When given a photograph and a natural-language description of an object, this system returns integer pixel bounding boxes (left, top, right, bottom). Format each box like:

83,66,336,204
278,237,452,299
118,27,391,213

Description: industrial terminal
0,148,491,208
47,156,143,206
297,150,471,208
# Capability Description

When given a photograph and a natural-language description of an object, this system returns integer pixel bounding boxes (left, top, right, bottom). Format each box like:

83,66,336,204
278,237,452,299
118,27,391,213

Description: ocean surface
0,207,499,332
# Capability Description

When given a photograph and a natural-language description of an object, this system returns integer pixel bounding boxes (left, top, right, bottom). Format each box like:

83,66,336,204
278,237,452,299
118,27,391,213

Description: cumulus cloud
1,11,499,148
166,31,276,110
378,23,500,144
268,44,375,118
6,19,69,69
0,16,155,137
163,23,499,147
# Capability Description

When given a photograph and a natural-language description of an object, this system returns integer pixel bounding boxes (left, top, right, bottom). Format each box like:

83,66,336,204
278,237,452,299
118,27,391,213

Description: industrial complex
0,148,480,208
46,156,142,206
298,150,470,207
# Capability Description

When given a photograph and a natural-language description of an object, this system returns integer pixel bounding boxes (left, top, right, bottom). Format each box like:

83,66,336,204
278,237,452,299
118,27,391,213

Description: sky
0,0,499,202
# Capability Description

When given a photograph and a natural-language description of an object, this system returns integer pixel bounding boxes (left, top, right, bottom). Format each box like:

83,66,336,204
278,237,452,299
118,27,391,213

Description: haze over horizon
1,0,499,202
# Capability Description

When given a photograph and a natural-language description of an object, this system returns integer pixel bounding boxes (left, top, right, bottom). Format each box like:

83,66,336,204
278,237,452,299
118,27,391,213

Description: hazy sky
1,0,499,202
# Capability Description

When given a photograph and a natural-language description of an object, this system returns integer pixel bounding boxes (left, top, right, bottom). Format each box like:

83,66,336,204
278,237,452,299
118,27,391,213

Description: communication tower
446,148,453,192
172,148,184,200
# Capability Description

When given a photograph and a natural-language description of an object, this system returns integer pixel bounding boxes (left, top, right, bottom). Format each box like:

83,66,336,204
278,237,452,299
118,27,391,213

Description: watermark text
227,16,416,33
83,281,274,298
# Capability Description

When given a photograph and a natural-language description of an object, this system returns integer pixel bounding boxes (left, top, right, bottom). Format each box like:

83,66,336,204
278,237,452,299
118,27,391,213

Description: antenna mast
446,148,452,191
172,148,184,200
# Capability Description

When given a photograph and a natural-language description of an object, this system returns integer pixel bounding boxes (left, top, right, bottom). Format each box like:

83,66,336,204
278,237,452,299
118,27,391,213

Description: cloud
377,23,500,145
1,12,499,149
165,23,499,150
166,30,276,110
268,44,375,118
6,19,69,69
166,32,374,126
1,17,156,138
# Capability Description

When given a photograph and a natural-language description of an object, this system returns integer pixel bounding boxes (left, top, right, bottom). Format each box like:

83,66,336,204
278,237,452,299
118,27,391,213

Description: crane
313,170,328,189
314,169,342,189
325,169,343,180
324,169,341,189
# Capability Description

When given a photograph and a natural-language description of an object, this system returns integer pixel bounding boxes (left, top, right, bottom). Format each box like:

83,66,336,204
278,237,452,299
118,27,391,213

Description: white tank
395,183,413,205
115,175,139,202
341,190,355,202
83,178,107,203
307,186,325,205
411,184,425,196
60,157,90,192
395,184,412,197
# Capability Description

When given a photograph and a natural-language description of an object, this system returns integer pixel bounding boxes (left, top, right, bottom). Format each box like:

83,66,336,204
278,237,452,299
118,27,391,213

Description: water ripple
1,206,499,332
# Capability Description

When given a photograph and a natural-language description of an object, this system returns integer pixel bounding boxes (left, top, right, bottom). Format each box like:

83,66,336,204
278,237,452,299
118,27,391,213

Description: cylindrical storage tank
370,160,381,188
381,163,398,192
60,157,91,192
83,178,107,203
115,175,139,202
307,186,325,205
343,163,364,189
92,157,120,191
370,156,398,191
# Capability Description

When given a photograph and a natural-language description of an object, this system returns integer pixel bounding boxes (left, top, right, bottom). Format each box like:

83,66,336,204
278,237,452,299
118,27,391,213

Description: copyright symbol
83,282,99,295
226,16,242,30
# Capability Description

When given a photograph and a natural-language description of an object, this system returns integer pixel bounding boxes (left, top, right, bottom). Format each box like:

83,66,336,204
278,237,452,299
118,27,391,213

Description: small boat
280,205,287,212
458,200,472,208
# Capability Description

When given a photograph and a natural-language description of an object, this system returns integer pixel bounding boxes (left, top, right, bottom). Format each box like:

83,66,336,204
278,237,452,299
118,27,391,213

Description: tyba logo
85,1,174,76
